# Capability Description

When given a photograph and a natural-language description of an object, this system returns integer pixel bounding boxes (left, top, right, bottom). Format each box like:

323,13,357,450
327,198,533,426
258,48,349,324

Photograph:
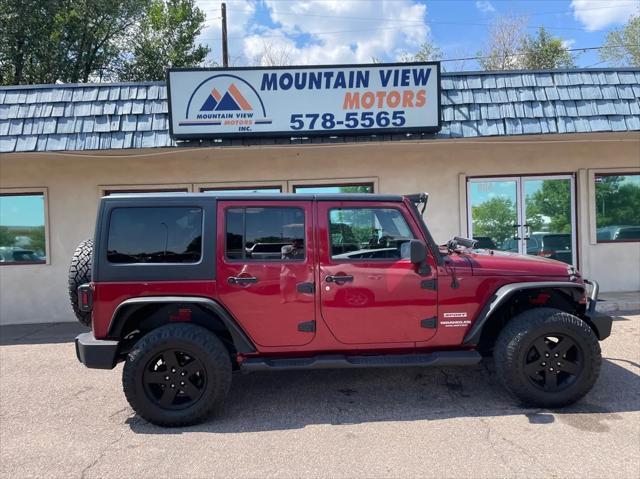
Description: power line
439,45,628,63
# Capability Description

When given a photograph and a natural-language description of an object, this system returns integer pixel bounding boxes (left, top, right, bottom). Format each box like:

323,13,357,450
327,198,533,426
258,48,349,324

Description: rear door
317,201,438,344
216,200,316,347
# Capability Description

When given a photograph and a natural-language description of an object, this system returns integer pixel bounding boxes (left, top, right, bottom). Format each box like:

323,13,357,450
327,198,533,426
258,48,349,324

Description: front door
317,201,438,344
467,175,576,265
216,200,316,347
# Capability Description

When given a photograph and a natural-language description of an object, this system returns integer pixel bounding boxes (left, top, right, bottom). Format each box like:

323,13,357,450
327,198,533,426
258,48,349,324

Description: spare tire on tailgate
69,239,93,326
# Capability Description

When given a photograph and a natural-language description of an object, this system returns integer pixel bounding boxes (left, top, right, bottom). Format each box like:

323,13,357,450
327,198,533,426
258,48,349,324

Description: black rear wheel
123,324,232,427
495,308,601,408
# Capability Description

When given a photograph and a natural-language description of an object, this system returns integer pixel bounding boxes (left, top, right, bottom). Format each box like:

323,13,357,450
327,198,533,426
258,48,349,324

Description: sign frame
166,61,441,140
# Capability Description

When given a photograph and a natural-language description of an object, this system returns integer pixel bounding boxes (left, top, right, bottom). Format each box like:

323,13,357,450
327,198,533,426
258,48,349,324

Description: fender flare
108,296,256,354
463,281,586,345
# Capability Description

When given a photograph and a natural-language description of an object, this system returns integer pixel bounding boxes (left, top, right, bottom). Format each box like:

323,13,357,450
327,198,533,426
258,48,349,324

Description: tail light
77,284,93,312
538,250,554,258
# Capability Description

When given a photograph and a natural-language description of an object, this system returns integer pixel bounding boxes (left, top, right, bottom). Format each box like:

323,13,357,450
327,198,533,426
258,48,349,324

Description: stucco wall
1,132,638,324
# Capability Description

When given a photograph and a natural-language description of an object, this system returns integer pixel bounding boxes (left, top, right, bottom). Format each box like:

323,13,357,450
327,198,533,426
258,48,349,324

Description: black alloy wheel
142,348,207,410
523,333,583,392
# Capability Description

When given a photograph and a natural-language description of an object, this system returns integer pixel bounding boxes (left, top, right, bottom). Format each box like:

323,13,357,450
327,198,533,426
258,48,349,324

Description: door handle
227,276,258,285
325,274,354,284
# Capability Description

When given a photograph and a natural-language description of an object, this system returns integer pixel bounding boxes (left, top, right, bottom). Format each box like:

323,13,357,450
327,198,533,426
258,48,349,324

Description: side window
329,208,415,260
0,192,47,264
595,173,640,242
107,207,203,263
225,207,305,261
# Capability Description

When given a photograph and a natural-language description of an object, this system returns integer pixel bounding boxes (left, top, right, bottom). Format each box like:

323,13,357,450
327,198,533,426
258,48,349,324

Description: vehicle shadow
127,357,640,435
0,322,88,346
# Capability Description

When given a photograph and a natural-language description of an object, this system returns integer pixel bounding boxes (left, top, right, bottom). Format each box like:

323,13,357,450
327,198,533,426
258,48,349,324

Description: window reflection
595,174,640,242
0,193,46,264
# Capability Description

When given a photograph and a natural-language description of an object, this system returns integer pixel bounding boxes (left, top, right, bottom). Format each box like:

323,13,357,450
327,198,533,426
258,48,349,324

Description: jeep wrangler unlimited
72,192,612,427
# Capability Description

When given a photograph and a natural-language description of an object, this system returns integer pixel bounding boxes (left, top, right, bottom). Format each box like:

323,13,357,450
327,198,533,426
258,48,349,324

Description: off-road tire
494,307,601,408
122,324,232,427
68,239,93,326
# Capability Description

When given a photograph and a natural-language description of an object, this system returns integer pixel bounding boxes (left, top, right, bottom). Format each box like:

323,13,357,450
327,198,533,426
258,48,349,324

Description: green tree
118,0,209,81
595,176,640,228
600,14,640,67
0,0,63,84
0,0,149,85
57,0,149,82
471,197,516,245
525,180,572,233
0,226,13,247
521,27,575,70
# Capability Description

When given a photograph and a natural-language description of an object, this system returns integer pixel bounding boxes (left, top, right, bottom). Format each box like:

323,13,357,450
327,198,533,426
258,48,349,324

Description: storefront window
595,173,640,242
105,188,188,195
0,193,47,264
202,187,281,194
293,183,374,194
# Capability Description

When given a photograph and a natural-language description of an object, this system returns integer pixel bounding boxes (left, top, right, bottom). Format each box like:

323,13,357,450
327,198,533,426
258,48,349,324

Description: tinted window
329,208,415,260
595,174,640,242
0,193,46,264
107,207,202,263
225,207,305,261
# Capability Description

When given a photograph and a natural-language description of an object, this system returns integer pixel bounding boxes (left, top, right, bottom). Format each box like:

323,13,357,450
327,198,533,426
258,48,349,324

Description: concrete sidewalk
598,291,640,314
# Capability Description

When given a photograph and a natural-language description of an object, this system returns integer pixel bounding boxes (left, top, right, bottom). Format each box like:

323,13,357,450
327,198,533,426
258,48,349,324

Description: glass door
468,175,576,265
467,178,520,253
522,176,575,265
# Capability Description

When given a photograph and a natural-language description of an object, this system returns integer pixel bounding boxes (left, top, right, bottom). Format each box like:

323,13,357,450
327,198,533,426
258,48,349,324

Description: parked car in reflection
596,225,640,241
501,233,572,264
0,247,43,263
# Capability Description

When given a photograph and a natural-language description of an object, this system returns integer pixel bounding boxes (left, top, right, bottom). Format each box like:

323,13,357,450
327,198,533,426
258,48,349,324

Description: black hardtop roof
102,192,408,202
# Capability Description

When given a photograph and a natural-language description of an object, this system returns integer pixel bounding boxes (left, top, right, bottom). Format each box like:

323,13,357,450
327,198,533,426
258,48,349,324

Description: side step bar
241,351,482,372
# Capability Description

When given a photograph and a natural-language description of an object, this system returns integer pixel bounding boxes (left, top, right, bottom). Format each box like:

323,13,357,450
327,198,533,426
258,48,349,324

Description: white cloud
475,1,496,14
570,0,637,31
197,0,430,66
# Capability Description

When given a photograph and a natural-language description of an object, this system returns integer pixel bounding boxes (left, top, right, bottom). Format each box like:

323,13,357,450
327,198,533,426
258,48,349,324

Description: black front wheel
123,324,232,427
494,308,602,408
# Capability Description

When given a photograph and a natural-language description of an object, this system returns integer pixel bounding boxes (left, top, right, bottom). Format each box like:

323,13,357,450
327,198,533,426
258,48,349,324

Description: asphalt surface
1,314,639,479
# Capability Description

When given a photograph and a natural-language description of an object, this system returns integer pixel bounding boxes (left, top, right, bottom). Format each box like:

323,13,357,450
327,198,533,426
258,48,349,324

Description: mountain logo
180,73,271,129
200,83,253,112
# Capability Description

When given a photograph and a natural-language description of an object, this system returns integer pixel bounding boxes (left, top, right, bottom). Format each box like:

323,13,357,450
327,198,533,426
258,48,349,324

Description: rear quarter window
107,207,203,264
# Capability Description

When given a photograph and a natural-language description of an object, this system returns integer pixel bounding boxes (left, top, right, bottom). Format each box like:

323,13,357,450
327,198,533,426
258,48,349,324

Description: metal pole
221,2,228,67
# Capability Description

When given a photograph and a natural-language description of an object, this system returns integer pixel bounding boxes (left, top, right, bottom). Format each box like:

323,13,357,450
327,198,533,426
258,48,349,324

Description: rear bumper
583,279,613,341
75,332,119,369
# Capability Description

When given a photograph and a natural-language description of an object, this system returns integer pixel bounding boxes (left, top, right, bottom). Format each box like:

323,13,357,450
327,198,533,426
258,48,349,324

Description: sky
193,0,638,70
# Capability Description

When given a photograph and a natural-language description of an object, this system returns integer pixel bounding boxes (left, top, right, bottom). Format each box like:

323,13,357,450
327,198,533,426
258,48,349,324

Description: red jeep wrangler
72,193,612,427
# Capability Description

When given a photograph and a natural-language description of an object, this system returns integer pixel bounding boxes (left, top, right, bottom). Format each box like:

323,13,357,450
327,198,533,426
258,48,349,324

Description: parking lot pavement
1,314,639,479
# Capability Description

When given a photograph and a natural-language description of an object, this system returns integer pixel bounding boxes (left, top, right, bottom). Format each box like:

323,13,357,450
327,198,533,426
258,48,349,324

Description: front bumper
583,279,613,340
75,332,119,369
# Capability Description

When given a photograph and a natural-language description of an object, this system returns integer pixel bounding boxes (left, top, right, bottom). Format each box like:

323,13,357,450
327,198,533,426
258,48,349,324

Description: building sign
167,62,440,139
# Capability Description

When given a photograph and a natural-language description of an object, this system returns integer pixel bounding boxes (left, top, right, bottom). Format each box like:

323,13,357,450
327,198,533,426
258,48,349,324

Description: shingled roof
1,68,639,153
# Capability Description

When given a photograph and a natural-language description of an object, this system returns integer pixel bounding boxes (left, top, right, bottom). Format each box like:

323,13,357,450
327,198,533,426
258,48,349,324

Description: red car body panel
91,196,579,359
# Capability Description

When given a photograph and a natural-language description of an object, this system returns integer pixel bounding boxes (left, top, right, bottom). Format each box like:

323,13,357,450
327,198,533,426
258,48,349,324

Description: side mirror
409,240,431,276
409,239,427,264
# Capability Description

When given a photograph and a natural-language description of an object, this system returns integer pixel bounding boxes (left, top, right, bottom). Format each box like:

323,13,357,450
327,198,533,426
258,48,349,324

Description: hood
461,249,571,277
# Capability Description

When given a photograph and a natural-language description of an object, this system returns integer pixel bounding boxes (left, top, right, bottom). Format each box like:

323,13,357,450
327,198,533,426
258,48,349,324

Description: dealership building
0,65,639,325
